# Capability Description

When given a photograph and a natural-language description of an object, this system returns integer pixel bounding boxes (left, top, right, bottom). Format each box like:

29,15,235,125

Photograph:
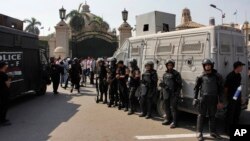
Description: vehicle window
235,36,245,54
220,33,232,54
181,42,203,54
157,44,173,54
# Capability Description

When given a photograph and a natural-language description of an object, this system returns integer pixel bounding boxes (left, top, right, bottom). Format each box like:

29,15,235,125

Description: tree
90,16,110,31
66,3,85,32
24,17,41,35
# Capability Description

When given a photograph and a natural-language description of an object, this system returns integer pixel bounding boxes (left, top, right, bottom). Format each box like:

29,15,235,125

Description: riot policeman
160,59,182,128
107,58,119,107
193,59,223,141
69,58,82,93
97,58,108,104
139,61,158,119
127,58,141,115
116,60,129,111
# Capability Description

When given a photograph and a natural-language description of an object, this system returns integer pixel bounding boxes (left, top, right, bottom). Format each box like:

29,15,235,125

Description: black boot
128,109,134,115
162,119,171,125
197,132,204,141
139,113,146,117
124,107,128,112
170,122,176,129
145,114,151,119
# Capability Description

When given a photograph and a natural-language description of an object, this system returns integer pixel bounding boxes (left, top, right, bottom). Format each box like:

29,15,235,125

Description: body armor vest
163,72,175,90
200,74,218,96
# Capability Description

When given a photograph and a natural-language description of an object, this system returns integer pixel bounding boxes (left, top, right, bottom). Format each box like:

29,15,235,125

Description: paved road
0,84,249,141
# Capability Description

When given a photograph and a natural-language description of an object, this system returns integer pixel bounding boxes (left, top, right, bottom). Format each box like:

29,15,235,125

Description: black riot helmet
165,59,175,67
145,61,154,69
202,58,214,69
73,57,79,64
129,58,137,68
110,57,117,65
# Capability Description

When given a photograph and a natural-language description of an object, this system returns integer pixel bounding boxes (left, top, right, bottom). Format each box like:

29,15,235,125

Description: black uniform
98,63,108,103
194,70,223,134
224,71,242,133
117,65,129,110
161,69,182,125
50,63,63,94
140,69,158,118
128,67,140,114
0,72,10,123
108,64,118,107
69,61,82,93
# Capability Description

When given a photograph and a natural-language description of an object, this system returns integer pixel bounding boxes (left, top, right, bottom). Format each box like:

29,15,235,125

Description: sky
1,0,250,36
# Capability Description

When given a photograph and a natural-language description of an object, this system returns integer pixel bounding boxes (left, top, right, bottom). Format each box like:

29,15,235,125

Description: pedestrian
69,58,82,93
193,59,223,141
127,58,141,115
116,60,130,111
0,62,11,126
86,57,92,84
80,58,87,86
160,59,182,128
139,61,158,119
107,57,119,107
59,60,67,87
90,57,96,85
224,61,245,135
64,58,72,89
97,58,108,103
50,58,64,94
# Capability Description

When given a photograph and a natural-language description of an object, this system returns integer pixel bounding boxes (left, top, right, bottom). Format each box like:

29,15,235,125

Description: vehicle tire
156,98,166,117
37,81,47,95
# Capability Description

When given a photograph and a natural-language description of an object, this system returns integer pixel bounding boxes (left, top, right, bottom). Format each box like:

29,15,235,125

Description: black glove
192,99,199,107
159,82,165,88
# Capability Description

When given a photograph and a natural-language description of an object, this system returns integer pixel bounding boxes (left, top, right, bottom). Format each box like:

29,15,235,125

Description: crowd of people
0,56,246,141
48,56,98,94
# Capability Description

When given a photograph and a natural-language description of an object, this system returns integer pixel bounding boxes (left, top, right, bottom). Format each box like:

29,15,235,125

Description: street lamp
59,6,66,21
122,9,128,22
244,21,249,48
210,4,225,25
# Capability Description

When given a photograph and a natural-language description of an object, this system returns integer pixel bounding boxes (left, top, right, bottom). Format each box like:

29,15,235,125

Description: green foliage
66,4,85,32
24,17,41,35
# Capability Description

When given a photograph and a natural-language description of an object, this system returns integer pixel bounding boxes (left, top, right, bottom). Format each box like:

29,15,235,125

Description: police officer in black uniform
69,58,82,93
50,58,63,94
139,61,158,119
127,58,141,115
107,58,119,107
97,58,108,104
224,61,245,135
116,60,129,111
193,59,223,141
0,62,11,126
160,59,182,128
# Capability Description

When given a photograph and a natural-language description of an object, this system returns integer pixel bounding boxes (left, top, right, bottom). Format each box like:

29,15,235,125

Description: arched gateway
70,2,118,58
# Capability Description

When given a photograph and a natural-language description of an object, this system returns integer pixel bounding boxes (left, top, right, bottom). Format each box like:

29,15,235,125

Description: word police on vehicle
0,52,22,67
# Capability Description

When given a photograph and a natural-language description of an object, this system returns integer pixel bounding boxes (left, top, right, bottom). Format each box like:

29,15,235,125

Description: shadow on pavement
0,92,80,141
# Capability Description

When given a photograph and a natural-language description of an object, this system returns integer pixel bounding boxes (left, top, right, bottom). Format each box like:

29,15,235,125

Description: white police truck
113,25,249,116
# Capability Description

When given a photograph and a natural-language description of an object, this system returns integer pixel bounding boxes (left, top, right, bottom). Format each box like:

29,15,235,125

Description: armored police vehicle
113,25,249,116
0,15,49,98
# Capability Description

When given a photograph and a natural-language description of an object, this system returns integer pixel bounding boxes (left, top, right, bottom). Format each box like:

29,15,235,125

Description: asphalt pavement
0,83,249,141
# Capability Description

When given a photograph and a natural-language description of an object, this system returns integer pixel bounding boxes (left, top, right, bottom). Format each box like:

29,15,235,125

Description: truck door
217,32,234,79
130,41,143,69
